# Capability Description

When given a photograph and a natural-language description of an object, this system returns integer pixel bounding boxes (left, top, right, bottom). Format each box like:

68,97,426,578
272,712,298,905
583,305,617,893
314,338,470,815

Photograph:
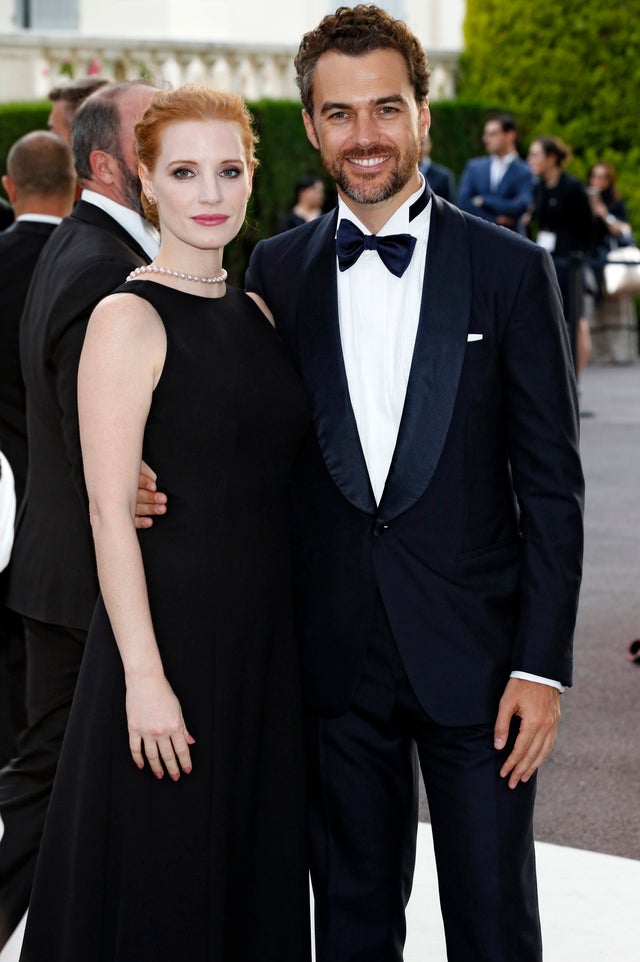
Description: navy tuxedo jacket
7,201,150,630
246,197,584,725
457,155,533,226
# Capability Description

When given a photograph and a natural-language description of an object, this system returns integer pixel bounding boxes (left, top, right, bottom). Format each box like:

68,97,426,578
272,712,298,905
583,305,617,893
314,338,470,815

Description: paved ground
417,362,640,860
404,824,640,961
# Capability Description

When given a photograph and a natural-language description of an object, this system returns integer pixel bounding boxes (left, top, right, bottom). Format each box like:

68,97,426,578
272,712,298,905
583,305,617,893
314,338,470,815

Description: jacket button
373,523,390,537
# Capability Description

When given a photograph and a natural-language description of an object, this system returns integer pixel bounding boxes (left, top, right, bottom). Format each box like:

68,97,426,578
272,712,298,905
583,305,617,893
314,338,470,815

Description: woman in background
527,136,594,379
585,162,638,365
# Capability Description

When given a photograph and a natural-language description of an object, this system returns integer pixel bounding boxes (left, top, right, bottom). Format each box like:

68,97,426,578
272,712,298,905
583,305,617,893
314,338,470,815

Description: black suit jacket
419,160,455,201
6,201,150,630
246,196,584,725
0,220,57,504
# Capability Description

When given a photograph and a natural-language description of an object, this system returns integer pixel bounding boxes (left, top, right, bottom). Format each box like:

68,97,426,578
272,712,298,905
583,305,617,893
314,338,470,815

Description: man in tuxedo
244,7,583,962
0,131,76,769
457,113,533,229
418,133,454,200
0,80,158,949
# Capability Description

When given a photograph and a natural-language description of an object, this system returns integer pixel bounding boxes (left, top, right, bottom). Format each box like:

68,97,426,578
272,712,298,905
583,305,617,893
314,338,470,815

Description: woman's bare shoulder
87,289,166,343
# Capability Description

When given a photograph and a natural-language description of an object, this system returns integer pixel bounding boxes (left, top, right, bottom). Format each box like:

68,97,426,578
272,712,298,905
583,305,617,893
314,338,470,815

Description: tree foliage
458,0,640,229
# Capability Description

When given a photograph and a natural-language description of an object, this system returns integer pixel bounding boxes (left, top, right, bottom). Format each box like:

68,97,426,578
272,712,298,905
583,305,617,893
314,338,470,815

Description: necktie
336,219,417,278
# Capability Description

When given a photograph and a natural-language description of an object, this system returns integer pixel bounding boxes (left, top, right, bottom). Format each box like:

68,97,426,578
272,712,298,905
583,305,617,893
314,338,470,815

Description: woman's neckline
126,277,230,301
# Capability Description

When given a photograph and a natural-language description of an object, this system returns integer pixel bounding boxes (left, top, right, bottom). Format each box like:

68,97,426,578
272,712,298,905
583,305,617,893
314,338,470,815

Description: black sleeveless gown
20,282,311,961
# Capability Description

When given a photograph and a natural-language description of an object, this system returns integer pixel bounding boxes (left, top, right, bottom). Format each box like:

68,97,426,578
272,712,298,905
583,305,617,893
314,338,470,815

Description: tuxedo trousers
0,617,85,949
306,594,542,962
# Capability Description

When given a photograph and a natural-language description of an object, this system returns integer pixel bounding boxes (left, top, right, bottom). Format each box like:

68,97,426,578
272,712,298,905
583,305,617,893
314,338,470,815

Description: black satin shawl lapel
297,211,376,515
377,197,472,522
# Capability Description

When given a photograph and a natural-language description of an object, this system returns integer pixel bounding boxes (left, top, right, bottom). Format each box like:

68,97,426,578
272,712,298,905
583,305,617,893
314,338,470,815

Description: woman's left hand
125,672,195,780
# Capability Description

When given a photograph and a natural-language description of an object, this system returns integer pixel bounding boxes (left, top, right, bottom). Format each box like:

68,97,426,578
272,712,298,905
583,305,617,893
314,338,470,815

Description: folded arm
455,162,481,215
480,178,532,219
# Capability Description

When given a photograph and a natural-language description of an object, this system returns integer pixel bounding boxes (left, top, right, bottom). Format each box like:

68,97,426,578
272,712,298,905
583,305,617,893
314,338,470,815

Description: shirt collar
15,213,63,226
81,189,160,259
491,151,518,166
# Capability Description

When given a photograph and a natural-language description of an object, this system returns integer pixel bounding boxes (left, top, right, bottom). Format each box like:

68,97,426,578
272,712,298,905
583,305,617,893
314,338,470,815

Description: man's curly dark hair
294,5,431,115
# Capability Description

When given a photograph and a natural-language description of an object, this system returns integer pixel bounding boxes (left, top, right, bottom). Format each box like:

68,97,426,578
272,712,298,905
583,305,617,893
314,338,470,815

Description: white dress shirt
80,189,160,260
337,177,431,504
489,151,518,190
336,179,562,693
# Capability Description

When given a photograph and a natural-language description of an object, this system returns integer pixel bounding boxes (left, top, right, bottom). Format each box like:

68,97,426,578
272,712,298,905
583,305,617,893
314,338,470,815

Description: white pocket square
467,333,483,342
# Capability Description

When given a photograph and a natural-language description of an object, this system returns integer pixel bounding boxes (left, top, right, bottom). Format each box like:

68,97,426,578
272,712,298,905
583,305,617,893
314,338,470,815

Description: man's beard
117,156,145,216
320,141,420,205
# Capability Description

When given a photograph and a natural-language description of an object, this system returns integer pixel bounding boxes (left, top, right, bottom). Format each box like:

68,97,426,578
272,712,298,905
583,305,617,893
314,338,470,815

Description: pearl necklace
126,264,228,284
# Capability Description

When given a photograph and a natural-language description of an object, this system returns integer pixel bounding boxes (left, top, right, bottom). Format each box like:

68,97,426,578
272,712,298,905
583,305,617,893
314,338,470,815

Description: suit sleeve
481,167,533,219
502,246,584,684
244,240,266,302
456,162,478,214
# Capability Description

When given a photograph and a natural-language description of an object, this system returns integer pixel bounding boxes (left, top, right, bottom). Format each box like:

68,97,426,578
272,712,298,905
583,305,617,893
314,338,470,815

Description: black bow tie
336,219,417,278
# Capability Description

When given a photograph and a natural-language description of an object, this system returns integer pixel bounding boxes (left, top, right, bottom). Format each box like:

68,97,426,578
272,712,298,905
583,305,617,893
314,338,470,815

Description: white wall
0,0,465,103
410,0,465,50
0,0,15,30
80,0,328,46
79,0,464,50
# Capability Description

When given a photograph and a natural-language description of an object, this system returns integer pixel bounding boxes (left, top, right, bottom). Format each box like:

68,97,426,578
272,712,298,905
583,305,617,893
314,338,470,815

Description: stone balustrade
0,31,459,103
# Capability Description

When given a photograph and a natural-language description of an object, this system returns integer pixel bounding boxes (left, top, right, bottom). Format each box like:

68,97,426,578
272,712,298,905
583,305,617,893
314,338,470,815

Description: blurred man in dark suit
457,114,532,230
0,131,76,769
418,133,454,201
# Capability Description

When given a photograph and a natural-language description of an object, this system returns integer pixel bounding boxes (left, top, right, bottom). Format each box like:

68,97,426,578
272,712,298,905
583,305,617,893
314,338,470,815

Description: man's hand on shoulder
493,678,561,789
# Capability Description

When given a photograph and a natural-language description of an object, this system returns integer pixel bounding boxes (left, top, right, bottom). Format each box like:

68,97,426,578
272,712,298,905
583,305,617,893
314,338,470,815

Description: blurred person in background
418,132,454,201
527,136,593,381
585,162,638,365
47,75,112,144
457,114,532,230
277,172,325,232
0,131,76,769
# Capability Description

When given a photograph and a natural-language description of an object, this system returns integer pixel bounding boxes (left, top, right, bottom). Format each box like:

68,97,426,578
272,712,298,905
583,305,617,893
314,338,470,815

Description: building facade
0,0,464,102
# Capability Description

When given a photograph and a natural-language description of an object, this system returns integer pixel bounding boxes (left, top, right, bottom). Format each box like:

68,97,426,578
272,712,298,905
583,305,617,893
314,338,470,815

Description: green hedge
4,92,637,280
0,102,50,165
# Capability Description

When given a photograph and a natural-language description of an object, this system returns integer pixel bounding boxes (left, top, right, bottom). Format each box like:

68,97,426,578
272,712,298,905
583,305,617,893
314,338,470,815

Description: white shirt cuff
510,671,565,693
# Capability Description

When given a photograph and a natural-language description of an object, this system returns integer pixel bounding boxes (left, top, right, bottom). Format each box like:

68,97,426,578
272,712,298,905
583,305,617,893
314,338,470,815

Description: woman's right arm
78,292,194,780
